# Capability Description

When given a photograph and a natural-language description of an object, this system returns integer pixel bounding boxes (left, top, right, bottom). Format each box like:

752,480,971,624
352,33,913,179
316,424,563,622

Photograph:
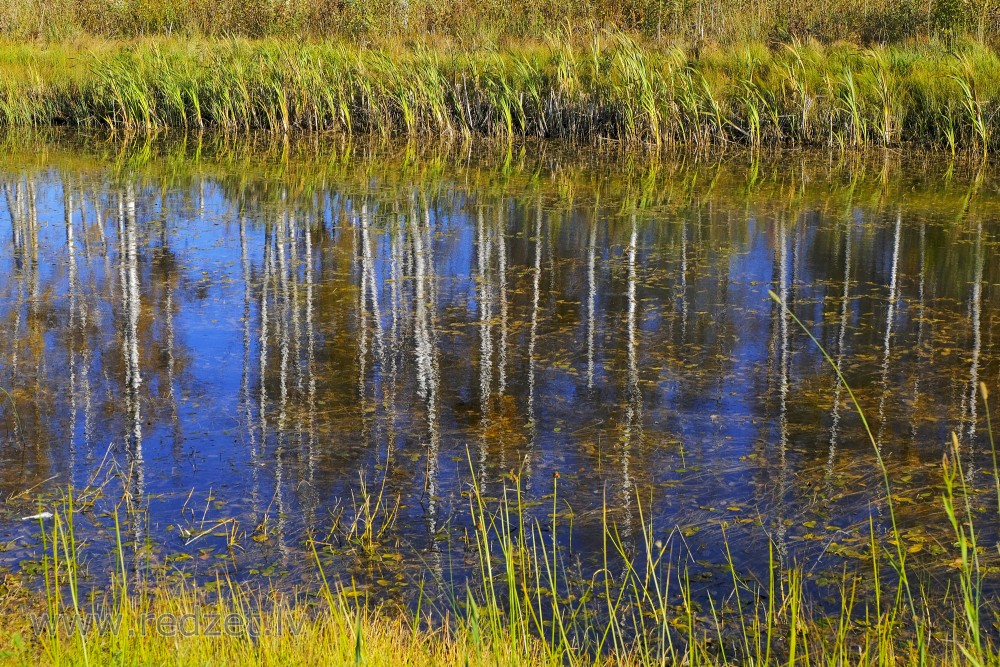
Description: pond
1,132,998,603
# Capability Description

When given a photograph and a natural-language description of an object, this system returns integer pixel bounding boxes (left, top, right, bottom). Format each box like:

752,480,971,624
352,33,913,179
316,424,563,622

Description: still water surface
1,134,998,596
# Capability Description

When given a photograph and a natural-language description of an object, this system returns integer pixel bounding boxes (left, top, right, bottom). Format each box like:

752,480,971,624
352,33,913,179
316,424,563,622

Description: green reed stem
768,289,915,621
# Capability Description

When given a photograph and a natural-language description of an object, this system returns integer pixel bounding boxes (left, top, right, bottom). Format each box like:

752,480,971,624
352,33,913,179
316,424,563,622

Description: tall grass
2,36,1000,152
2,0,1000,45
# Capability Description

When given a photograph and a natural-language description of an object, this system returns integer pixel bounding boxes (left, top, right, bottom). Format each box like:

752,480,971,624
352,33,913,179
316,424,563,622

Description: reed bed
2,36,1000,153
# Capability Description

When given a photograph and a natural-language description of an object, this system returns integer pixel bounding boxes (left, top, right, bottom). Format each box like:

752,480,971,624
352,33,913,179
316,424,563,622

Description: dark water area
1,132,999,601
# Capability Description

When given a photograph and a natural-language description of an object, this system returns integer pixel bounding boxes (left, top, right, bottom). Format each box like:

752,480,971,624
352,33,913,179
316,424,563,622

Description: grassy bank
2,36,1000,152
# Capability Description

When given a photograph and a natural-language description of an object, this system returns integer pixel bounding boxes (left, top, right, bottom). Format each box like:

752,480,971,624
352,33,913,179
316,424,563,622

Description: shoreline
2,36,999,153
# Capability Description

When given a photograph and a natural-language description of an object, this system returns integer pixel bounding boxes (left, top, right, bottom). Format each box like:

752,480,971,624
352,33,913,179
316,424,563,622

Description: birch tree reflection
1,148,998,586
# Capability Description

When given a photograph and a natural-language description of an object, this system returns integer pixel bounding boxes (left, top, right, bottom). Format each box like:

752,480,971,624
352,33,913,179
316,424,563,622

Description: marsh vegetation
3,36,1000,153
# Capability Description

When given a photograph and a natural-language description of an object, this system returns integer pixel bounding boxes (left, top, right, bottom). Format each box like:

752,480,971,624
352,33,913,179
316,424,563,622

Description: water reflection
2,135,1000,590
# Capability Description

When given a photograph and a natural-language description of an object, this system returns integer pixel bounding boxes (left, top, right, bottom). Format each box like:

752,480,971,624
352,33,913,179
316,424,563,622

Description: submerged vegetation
3,403,1000,666
0,35,999,151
